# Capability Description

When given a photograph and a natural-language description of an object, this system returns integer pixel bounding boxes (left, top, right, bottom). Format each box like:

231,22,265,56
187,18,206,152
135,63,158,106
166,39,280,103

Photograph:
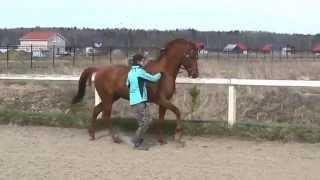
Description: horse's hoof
113,138,122,144
174,128,183,141
88,129,95,140
175,140,186,148
158,139,167,145
112,136,122,144
88,133,95,141
174,133,183,142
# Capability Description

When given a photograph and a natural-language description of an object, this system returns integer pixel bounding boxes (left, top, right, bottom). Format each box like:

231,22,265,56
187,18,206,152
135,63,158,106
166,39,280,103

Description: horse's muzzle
189,71,199,78
186,67,199,78
191,74,198,78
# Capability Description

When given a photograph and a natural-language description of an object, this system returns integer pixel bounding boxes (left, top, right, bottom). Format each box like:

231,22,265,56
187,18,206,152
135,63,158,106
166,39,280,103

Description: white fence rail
2,74,320,126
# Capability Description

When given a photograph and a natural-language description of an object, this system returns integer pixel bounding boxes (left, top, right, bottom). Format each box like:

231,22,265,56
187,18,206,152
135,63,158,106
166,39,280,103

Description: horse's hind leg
89,102,104,140
103,99,122,143
157,106,167,144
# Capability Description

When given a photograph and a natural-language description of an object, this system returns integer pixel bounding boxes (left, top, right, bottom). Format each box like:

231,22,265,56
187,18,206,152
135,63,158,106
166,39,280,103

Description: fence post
92,48,95,63
313,52,316,61
109,47,112,64
30,45,33,68
52,45,55,67
73,47,76,66
279,48,282,61
105,47,108,63
228,85,236,127
6,45,9,68
126,47,129,60
298,50,301,59
206,50,209,59
246,50,249,60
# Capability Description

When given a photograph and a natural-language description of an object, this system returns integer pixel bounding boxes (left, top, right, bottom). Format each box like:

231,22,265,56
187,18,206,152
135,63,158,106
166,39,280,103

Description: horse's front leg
158,98,183,142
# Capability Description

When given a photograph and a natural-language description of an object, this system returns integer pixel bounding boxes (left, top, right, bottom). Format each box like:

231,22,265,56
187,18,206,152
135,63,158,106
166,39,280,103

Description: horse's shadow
93,129,179,148
88,118,183,148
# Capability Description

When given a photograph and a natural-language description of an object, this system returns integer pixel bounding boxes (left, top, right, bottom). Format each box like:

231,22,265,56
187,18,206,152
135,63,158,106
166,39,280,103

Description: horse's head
181,43,199,78
164,39,199,78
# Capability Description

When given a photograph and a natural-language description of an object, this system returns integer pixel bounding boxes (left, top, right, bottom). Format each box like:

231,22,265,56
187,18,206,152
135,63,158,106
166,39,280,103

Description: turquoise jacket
126,64,161,105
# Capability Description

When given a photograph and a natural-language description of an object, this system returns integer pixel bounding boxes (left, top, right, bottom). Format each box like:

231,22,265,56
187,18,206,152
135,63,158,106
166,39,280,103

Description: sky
0,0,319,35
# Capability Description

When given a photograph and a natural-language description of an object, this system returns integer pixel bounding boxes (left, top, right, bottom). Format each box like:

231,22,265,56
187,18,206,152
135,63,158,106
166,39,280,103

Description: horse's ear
160,48,166,54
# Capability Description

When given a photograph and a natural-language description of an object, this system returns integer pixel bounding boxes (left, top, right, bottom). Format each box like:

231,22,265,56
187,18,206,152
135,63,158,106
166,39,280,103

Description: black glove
160,72,165,79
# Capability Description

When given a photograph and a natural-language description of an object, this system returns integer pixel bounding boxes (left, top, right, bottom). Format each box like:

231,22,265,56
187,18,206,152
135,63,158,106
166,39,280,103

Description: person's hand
160,72,165,78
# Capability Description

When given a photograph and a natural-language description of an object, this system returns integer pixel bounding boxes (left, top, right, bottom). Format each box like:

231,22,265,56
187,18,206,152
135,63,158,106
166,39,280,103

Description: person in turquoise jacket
126,53,161,150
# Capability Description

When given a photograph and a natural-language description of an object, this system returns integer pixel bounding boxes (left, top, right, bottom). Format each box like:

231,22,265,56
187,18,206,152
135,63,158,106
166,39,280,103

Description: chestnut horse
72,39,199,143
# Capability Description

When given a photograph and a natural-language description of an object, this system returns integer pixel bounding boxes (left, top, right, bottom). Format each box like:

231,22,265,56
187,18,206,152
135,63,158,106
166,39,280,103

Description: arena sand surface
1,125,320,180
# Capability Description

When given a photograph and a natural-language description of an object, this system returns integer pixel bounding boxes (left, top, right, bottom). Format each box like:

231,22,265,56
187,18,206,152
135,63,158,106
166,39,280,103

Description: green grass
0,108,90,128
1,108,320,143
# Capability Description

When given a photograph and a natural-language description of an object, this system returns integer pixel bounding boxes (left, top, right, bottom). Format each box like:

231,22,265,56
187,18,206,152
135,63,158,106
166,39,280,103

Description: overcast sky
0,0,319,34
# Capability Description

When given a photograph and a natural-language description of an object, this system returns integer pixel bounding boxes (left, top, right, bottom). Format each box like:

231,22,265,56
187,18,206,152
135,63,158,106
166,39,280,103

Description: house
0,48,7,54
312,44,320,55
85,47,97,56
261,44,272,53
281,45,295,56
196,42,205,50
196,42,207,55
19,31,66,57
223,42,247,54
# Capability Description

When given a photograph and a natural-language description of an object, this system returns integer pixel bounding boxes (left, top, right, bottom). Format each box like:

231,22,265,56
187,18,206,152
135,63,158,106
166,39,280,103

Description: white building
19,32,66,57
0,48,7,53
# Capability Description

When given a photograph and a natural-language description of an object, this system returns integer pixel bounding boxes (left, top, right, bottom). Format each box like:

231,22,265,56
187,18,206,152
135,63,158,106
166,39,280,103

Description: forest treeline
0,27,319,50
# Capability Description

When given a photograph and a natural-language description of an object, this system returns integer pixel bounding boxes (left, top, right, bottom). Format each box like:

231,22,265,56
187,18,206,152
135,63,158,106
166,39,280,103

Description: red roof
261,44,273,53
236,42,247,50
312,44,320,53
20,32,58,41
196,42,205,50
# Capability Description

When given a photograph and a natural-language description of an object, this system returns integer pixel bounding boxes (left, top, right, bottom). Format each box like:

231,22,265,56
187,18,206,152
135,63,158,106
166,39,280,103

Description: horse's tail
72,67,99,104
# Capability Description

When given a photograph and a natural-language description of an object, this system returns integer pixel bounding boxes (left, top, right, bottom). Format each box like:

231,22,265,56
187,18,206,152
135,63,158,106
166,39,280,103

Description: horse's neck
164,61,180,80
153,56,180,80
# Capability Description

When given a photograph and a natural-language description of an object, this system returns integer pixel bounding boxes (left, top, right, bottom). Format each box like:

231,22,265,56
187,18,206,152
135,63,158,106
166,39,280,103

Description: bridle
178,49,198,74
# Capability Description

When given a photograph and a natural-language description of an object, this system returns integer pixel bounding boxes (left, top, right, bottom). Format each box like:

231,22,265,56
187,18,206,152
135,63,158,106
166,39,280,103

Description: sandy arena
1,125,320,180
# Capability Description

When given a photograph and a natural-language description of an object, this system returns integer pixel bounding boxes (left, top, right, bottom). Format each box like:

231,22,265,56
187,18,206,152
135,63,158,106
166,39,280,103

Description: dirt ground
1,125,320,180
